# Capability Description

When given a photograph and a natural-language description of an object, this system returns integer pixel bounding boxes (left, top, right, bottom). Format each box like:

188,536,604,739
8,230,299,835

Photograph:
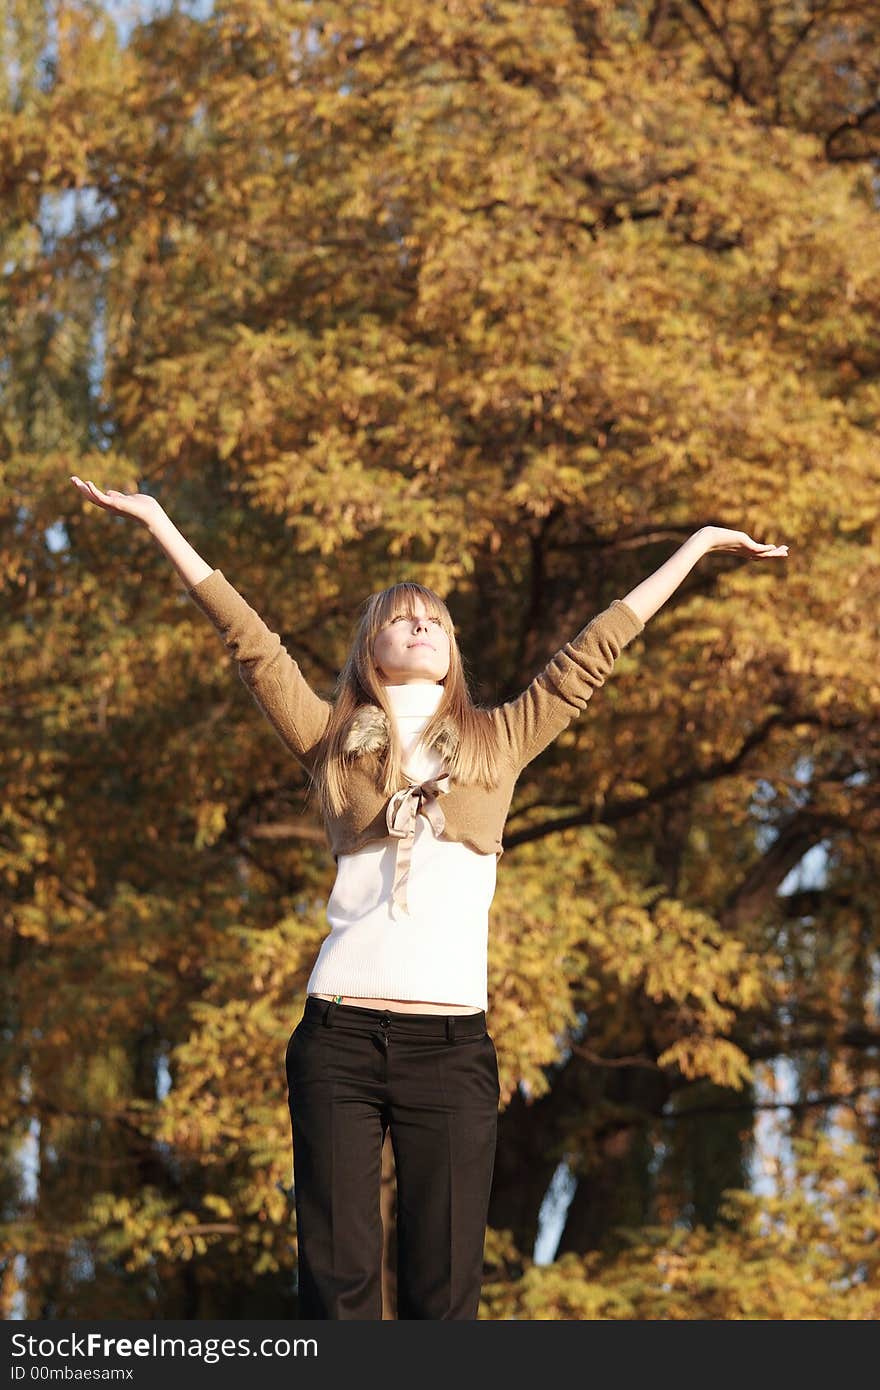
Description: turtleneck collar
383,682,445,718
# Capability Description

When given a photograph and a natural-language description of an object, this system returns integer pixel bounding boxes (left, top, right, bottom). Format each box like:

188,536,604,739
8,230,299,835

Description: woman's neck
383,682,444,717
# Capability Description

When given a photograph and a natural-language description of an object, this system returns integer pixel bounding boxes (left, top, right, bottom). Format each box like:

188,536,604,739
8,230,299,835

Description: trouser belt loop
323,1000,339,1027
446,1016,456,1043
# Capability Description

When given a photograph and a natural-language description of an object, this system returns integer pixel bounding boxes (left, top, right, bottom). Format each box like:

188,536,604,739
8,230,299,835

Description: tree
1,0,877,1318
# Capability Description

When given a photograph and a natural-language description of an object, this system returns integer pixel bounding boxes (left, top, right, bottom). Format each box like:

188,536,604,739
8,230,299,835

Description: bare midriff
309,992,481,1015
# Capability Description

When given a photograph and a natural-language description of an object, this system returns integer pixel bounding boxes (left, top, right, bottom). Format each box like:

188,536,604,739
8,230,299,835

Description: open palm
70,476,162,527
701,526,789,558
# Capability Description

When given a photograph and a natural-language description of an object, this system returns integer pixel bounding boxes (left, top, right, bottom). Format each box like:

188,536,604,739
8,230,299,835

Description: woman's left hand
698,526,789,558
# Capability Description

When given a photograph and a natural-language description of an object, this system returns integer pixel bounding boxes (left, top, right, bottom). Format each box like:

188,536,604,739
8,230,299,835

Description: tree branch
663,1082,878,1121
825,99,880,161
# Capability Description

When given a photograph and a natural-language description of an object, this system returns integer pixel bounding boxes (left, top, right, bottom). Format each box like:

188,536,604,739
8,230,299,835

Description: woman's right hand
70,476,164,528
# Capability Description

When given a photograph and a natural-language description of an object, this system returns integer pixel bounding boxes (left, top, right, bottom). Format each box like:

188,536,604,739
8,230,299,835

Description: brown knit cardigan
186,569,645,861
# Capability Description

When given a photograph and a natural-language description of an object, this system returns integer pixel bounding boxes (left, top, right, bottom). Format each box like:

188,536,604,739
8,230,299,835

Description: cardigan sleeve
495,599,644,773
186,569,332,771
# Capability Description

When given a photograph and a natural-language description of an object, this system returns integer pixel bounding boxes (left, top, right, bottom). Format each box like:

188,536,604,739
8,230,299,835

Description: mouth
408,642,434,650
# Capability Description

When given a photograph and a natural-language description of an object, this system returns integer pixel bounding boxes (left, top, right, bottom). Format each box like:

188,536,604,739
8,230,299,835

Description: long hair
308,581,504,822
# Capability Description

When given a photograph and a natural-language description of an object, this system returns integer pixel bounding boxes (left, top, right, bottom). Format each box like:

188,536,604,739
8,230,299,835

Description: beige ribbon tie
385,774,451,917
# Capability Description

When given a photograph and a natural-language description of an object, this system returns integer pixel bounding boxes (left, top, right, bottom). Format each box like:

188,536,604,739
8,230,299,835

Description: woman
69,475,788,1318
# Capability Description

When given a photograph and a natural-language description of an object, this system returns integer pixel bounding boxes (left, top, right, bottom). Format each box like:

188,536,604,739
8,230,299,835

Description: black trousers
285,996,500,1320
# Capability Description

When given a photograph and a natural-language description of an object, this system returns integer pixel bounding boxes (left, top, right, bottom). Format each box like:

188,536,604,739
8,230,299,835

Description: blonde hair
308,581,504,821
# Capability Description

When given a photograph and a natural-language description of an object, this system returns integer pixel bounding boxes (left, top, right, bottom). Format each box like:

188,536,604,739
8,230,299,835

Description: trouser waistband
303,995,487,1042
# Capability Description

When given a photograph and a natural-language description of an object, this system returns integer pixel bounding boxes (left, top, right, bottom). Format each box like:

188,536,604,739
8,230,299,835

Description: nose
413,617,430,635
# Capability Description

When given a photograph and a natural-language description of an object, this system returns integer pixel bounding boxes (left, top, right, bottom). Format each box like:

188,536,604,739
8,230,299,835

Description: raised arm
70,475,213,588
69,477,332,770
143,506,214,590
495,597,644,773
495,525,789,773
620,526,789,626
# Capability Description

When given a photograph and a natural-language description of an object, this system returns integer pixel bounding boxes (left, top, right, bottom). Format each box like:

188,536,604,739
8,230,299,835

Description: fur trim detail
343,704,460,760
343,706,389,757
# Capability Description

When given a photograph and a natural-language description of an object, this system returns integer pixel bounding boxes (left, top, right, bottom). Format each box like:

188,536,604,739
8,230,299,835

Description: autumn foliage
1,1,878,1319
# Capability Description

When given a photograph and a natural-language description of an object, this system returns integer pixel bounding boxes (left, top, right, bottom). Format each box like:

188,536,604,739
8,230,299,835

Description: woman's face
373,595,451,686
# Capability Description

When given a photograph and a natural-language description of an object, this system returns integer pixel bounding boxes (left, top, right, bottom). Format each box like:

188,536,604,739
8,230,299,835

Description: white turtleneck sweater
305,681,498,1010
